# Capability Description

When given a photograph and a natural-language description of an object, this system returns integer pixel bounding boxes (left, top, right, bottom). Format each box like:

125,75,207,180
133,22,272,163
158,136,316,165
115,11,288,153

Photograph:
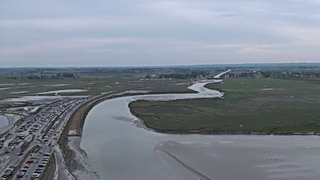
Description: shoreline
59,82,320,179
57,89,195,179
0,113,21,135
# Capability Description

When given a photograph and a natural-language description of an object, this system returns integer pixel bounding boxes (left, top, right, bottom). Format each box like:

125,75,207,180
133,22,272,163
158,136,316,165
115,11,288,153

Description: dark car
16,172,25,178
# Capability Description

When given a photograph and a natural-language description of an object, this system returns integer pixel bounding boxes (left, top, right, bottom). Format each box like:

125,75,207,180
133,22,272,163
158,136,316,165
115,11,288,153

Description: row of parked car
15,152,51,179
0,98,85,179
31,153,51,180
0,137,6,149
1,166,15,180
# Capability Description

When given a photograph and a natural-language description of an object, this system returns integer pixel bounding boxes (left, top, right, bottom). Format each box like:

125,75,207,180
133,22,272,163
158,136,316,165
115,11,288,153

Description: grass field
129,78,320,134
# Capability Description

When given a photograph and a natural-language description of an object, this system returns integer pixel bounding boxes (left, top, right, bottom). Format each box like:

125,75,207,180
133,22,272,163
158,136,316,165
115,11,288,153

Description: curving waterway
81,80,320,180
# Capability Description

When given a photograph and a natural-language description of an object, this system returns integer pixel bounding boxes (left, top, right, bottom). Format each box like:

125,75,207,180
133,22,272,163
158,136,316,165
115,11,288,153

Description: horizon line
1,62,320,69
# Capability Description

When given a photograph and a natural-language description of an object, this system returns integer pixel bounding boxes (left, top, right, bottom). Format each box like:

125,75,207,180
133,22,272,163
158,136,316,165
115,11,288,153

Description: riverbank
130,78,320,135
58,89,195,179
78,87,320,180
59,77,320,179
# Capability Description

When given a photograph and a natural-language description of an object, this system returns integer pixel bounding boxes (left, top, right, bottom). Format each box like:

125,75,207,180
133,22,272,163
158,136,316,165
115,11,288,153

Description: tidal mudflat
81,81,320,180
37,89,88,95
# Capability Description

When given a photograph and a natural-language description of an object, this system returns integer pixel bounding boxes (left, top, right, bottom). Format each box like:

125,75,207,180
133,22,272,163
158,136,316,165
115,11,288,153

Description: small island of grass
129,78,320,135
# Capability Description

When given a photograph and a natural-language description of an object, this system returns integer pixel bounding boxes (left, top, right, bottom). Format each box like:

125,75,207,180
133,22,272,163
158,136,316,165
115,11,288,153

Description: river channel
81,80,320,180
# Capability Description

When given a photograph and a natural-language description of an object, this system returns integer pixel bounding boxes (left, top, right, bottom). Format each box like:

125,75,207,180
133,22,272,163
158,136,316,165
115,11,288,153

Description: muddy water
0,115,8,130
81,81,320,180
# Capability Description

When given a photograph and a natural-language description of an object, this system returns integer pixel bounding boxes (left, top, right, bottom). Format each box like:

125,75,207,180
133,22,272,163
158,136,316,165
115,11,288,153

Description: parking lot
0,98,85,179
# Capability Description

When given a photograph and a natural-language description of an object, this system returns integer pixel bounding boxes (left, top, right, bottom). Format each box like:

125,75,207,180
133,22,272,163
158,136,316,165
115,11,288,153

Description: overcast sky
1,0,320,67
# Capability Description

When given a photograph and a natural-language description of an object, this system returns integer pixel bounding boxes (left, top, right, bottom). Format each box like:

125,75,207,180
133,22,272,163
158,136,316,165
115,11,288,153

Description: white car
31,172,40,179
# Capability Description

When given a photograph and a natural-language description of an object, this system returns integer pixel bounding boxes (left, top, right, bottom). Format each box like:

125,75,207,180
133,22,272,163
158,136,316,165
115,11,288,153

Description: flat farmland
0,76,193,109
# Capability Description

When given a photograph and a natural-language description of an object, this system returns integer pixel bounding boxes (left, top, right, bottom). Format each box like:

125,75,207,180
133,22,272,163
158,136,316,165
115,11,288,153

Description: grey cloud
1,0,320,66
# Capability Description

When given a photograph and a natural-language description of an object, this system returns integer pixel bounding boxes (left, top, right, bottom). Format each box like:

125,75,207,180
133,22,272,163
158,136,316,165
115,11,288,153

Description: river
81,80,320,180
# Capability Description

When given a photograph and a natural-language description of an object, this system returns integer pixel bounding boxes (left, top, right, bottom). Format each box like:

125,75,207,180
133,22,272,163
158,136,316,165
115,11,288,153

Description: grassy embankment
40,154,56,180
129,78,320,134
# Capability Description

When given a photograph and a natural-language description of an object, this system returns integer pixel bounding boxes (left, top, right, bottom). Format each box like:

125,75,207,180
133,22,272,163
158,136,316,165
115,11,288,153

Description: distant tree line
145,71,210,79
5,73,78,79
144,70,320,80
1,66,320,80
234,71,320,79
